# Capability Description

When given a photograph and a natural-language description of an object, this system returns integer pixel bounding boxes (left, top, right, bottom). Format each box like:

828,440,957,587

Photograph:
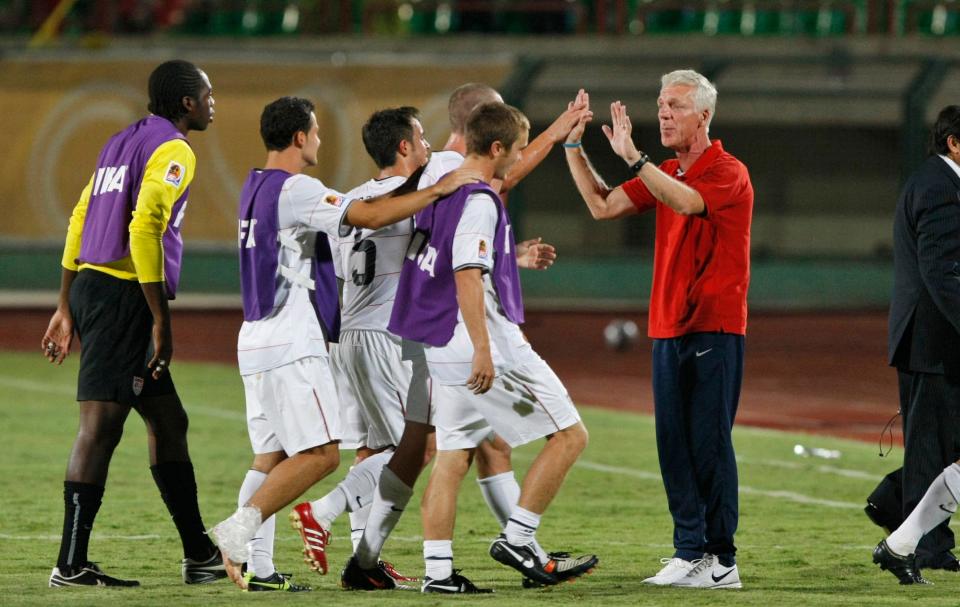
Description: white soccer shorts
334,330,433,450
330,343,368,450
433,354,581,450
242,355,342,456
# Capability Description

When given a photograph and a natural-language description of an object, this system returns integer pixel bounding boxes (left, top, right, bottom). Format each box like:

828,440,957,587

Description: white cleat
671,554,742,589
642,557,696,585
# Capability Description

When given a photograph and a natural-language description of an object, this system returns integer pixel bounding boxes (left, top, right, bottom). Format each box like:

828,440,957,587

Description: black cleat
422,569,494,594
917,550,960,571
182,549,228,584
521,551,599,588
49,563,140,588
340,556,398,591
489,534,558,586
873,540,930,585
245,571,311,592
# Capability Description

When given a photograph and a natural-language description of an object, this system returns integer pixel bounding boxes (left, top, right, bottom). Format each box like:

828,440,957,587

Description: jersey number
349,239,377,286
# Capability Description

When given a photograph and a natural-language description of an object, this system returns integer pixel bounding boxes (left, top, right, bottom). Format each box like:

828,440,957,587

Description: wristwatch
628,153,650,174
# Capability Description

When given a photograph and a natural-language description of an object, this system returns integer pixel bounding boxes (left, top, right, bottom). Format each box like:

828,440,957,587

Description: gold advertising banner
1,57,510,245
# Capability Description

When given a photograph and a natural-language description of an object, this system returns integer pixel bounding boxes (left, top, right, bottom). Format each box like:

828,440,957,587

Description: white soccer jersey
337,176,408,331
418,149,464,190
237,174,352,376
424,192,535,385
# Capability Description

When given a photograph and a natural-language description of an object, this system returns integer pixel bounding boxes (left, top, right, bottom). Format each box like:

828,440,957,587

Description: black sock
57,481,104,572
151,461,215,560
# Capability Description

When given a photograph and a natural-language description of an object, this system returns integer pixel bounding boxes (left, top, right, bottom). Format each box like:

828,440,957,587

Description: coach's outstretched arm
345,168,481,230
563,92,636,220
603,101,704,216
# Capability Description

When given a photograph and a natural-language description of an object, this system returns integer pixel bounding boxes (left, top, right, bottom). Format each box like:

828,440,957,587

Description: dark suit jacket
889,155,960,377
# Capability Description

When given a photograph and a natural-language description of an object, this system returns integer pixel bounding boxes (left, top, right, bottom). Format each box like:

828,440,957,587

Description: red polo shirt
622,140,753,339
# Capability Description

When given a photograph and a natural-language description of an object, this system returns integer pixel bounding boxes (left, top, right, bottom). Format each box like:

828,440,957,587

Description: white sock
504,505,540,548
478,471,518,527
478,471,549,564
887,463,960,556
312,450,392,529
238,469,275,578
310,486,347,530
423,539,453,581
356,467,413,569
349,503,372,553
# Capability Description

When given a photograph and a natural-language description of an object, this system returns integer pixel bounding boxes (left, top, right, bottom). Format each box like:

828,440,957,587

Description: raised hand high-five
601,101,641,162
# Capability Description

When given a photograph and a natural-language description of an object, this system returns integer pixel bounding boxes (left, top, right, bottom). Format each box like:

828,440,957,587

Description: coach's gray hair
661,69,717,132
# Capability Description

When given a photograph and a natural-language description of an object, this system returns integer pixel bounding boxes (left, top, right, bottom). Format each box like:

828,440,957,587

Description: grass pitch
0,350,949,605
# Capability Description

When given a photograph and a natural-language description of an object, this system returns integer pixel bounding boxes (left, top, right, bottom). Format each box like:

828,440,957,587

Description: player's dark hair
260,96,315,152
362,107,420,169
466,102,530,156
930,105,960,156
448,83,499,134
147,60,206,121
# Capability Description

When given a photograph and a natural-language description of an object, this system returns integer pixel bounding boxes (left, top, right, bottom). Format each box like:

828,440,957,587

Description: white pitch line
0,376,73,396
573,459,863,510
736,455,880,481
0,376,244,421
0,533,160,541
0,376,866,510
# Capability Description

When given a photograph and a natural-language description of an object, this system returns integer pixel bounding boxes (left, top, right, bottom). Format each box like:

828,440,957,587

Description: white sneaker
641,557,696,585
671,554,742,589
210,506,262,563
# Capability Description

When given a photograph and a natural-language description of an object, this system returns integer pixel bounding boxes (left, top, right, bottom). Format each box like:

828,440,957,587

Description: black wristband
628,153,650,174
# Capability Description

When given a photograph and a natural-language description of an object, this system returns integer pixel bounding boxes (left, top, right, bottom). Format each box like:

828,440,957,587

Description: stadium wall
2,39,927,310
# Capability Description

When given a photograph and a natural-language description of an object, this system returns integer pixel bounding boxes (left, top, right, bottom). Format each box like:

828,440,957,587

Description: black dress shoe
873,540,931,585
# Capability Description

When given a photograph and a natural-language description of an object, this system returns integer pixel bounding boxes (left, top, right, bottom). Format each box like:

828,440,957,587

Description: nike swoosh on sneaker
711,568,735,583
499,543,534,568
939,504,957,514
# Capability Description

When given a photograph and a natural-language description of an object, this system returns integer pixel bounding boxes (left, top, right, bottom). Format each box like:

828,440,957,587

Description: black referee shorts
70,269,176,406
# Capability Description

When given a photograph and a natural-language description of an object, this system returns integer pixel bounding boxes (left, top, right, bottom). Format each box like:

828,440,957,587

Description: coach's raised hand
602,101,640,162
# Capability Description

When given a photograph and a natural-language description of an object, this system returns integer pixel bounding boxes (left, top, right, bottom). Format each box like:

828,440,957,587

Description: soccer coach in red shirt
564,70,753,589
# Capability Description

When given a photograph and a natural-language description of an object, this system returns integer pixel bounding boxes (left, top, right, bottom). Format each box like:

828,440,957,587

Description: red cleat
379,560,418,582
289,503,331,575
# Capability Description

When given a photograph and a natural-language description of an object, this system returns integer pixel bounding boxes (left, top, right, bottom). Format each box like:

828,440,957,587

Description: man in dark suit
875,105,960,581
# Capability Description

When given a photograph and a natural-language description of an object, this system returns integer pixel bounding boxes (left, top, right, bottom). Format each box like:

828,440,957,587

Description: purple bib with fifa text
77,115,190,297
388,182,524,347
237,169,340,342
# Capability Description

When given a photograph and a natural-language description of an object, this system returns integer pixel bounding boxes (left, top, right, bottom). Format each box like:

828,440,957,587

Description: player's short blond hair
661,69,717,131
448,83,501,134
465,102,530,155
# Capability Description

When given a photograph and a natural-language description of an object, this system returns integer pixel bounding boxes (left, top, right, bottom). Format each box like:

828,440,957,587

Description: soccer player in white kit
289,107,433,585
291,105,556,590
391,102,598,590
209,96,481,590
